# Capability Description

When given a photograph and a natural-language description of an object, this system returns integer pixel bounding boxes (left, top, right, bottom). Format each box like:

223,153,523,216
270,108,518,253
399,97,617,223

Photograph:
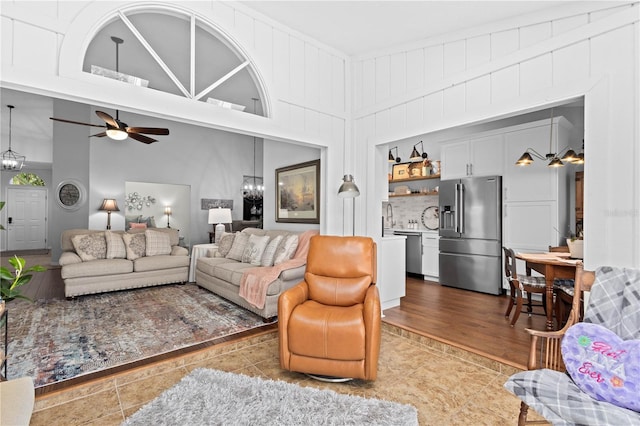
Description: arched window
9,172,45,186
82,7,266,116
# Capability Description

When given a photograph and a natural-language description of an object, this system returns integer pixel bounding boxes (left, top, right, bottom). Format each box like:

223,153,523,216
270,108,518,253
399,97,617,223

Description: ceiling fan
49,36,169,144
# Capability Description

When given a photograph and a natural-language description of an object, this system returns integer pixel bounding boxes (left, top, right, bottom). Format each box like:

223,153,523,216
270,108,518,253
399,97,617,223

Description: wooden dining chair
502,247,548,326
548,245,576,328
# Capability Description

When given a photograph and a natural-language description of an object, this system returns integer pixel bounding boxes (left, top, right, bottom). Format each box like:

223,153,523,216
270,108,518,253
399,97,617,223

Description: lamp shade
99,199,120,212
208,207,232,224
164,206,172,216
338,175,360,198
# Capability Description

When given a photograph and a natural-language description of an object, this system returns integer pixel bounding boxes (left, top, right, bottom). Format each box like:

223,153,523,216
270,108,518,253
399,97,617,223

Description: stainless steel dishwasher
394,231,422,275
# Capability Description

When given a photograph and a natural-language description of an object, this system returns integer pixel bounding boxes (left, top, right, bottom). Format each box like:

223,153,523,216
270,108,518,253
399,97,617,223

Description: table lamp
99,198,120,230
164,206,172,228
208,207,232,243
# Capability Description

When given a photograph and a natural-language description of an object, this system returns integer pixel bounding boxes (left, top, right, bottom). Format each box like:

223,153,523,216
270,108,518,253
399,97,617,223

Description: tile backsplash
383,195,438,230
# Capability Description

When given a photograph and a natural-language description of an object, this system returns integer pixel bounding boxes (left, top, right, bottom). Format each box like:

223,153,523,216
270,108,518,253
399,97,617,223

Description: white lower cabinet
422,233,439,279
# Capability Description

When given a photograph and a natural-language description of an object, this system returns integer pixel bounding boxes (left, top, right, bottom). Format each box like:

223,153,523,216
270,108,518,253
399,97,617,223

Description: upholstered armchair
278,235,380,381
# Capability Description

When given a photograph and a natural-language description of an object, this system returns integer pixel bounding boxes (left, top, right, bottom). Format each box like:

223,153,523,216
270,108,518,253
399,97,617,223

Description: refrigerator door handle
458,183,465,234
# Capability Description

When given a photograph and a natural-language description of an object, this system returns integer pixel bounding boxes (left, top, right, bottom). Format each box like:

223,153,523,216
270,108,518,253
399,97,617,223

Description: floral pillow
71,233,107,261
562,322,640,412
122,233,146,260
216,232,236,257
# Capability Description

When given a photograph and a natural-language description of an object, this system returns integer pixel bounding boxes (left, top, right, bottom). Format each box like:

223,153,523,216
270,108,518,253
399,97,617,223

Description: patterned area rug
7,284,268,387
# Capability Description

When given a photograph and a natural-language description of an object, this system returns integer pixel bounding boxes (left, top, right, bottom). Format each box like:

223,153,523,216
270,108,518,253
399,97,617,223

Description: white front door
6,186,47,250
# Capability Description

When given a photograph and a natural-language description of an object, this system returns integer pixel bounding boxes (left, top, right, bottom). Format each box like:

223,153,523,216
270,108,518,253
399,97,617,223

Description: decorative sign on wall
200,199,233,210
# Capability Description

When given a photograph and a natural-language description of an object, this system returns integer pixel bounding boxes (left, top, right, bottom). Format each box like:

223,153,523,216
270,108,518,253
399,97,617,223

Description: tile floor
30,324,544,425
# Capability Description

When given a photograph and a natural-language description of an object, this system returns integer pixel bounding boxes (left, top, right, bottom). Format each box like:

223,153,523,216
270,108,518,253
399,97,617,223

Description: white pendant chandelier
2,105,26,171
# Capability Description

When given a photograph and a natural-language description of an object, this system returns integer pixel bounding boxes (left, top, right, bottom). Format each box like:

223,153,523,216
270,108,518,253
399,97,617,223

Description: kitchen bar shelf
389,174,440,183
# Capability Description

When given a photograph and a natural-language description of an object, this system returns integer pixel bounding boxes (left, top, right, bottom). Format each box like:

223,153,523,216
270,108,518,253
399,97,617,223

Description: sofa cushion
226,232,249,261
61,259,133,279
260,235,283,267
145,229,172,256
105,230,126,259
133,254,190,272
213,262,256,287
217,232,235,257
197,257,238,276
242,235,270,265
273,234,298,265
71,233,107,261
123,233,146,260
59,251,82,266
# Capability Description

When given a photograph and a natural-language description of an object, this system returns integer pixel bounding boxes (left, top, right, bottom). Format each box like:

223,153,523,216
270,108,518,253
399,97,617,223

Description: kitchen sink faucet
386,203,395,227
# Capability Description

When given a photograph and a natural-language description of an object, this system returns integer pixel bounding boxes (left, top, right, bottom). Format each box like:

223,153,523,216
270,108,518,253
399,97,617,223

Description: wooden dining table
515,252,582,330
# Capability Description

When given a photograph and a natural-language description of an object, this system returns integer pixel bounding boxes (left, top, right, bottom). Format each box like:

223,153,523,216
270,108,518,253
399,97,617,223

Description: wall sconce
409,140,428,162
164,206,172,228
208,207,232,243
99,198,120,230
388,146,401,163
516,109,585,167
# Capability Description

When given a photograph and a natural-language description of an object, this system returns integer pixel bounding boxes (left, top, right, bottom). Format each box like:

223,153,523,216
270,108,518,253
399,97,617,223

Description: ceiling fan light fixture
572,152,585,164
106,128,128,140
561,149,578,162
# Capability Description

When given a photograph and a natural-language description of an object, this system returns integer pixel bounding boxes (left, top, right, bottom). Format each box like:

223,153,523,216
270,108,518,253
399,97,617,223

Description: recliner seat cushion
288,301,365,361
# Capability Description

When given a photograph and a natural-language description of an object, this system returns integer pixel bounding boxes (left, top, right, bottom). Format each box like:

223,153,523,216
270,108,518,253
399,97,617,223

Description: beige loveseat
195,228,314,320
60,228,189,298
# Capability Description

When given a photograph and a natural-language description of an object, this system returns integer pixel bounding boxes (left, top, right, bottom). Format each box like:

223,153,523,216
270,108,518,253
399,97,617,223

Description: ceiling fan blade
128,132,157,144
126,127,170,135
50,117,107,128
90,132,107,138
95,110,119,128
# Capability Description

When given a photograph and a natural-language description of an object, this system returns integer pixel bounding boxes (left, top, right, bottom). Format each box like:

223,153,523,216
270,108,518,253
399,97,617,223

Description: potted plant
0,201,46,301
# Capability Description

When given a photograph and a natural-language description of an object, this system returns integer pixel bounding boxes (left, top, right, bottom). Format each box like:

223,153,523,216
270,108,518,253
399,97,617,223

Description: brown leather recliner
278,235,381,380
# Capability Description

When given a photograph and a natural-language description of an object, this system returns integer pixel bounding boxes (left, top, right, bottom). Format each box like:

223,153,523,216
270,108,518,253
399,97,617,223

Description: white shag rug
122,368,418,425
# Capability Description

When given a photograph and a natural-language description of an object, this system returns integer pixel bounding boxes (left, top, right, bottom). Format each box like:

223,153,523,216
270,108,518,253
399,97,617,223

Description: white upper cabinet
441,134,504,180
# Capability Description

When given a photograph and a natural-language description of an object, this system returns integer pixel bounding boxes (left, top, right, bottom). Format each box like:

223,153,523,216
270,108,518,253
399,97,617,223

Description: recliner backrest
305,236,376,306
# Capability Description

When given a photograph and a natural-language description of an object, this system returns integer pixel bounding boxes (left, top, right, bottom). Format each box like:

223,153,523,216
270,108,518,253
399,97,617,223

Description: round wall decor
56,180,86,210
421,206,440,230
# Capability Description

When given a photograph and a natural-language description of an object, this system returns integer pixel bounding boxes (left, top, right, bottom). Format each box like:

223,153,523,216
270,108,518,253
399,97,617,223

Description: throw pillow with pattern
71,233,107,261
217,232,235,257
242,234,270,265
226,232,249,261
145,230,172,256
105,231,126,259
123,232,146,260
273,234,299,265
260,235,283,267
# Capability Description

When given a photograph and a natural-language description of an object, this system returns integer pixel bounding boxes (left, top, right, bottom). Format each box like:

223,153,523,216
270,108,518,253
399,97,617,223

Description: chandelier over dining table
515,108,585,167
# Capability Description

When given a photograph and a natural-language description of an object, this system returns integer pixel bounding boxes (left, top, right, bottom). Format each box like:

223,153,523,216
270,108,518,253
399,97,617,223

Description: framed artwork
275,159,320,223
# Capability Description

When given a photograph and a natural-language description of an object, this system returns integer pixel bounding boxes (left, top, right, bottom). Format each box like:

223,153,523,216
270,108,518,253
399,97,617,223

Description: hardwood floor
3,252,545,390
384,276,546,369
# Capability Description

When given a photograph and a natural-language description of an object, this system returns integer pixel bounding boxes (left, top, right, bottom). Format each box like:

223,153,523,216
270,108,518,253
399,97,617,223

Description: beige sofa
195,228,308,319
60,228,189,298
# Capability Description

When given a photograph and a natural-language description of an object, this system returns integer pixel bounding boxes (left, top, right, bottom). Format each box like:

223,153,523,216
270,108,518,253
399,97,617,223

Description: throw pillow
260,235,283,267
145,230,172,256
122,232,146,260
562,322,640,412
273,234,299,265
129,222,147,229
226,232,249,261
71,233,107,261
242,234,270,265
217,232,236,257
105,231,126,259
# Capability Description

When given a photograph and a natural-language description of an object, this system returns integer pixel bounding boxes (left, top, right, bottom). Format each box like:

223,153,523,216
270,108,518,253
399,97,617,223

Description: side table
189,243,218,282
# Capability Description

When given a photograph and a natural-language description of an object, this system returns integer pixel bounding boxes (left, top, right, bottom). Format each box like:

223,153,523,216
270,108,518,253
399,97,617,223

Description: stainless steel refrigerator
439,176,503,295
